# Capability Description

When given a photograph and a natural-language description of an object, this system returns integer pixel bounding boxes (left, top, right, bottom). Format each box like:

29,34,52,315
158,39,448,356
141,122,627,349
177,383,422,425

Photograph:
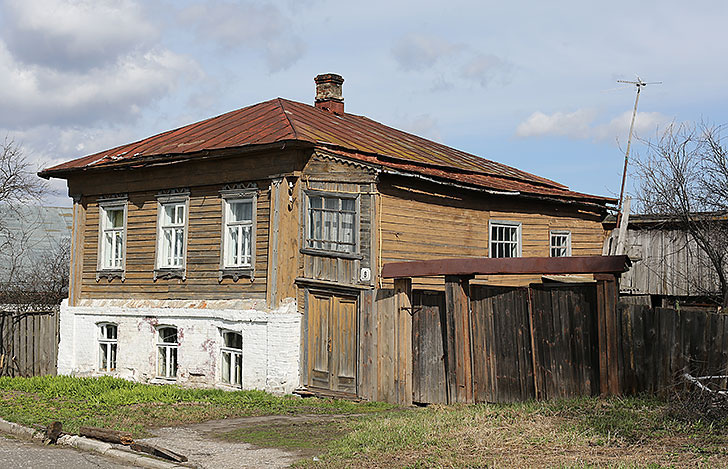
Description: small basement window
98,323,117,372
157,326,178,379
489,221,521,258
550,230,571,257
306,193,357,254
220,331,243,386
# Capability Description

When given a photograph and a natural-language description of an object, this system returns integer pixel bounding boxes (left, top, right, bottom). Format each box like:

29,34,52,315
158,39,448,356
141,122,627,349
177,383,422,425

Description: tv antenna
615,76,662,222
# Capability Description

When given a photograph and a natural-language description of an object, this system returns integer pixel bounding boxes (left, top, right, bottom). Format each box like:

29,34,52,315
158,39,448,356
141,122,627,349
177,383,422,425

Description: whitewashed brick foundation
57,298,301,393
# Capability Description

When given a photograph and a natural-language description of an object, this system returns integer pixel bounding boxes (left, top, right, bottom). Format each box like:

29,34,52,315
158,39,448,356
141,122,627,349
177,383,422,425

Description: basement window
489,221,521,258
98,323,117,372
157,326,178,379
305,192,358,254
550,230,572,257
220,331,243,387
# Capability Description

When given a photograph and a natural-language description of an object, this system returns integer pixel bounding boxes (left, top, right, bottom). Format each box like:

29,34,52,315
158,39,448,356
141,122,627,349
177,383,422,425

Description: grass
0,375,391,436
2,376,728,467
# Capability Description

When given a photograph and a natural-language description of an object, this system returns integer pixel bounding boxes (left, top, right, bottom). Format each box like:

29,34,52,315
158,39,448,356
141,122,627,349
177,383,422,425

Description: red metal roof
39,98,614,204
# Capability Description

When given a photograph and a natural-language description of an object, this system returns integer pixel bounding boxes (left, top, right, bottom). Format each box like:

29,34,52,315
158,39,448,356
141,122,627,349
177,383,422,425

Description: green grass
0,375,391,436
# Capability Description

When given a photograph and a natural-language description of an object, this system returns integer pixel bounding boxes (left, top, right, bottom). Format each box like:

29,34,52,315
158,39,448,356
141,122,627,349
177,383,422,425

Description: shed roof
39,98,614,204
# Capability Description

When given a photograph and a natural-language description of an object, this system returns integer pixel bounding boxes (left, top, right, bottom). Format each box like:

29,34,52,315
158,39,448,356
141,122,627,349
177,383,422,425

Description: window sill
219,267,254,282
154,268,186,281
96,270,125,282
300,248,363,260
150,377,177,384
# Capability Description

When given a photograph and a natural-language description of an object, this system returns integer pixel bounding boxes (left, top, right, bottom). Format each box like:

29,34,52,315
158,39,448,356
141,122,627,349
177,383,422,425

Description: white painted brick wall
57,298,301,394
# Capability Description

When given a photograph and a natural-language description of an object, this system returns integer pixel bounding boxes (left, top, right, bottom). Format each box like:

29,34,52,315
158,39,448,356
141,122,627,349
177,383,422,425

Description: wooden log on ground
79,426,133,445
130,442,188,463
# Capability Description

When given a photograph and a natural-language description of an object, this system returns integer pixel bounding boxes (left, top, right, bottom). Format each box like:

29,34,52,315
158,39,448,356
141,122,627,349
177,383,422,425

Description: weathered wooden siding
618,228,721,297
79,183,269,300
299,153,377,287
379,179,607,287
0,309,58,377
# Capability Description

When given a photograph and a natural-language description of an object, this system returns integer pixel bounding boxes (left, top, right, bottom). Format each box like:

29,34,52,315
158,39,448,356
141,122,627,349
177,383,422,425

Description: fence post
595,273,620,395
393,278,413,406
444,275,474,404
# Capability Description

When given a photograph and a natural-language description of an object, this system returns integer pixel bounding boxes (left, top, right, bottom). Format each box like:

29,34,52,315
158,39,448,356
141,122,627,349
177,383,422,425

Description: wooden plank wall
80,183,269,300
530,284,600,399
411,290,447,404
469,286,535,403
378,179,607,289
618,304,728,394
618,228,721,297
0,309,58,377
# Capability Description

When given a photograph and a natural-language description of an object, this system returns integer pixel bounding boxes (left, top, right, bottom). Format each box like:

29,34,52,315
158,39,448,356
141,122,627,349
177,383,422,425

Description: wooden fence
0,309,59,377
411,285,728,404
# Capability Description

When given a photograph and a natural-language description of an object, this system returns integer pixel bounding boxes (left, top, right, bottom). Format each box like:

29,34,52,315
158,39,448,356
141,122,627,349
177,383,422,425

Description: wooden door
306,291,358,394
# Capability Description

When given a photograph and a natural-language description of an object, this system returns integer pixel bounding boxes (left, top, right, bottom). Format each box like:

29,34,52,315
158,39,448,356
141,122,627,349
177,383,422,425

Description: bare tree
0,139,68,308
634,122,728,307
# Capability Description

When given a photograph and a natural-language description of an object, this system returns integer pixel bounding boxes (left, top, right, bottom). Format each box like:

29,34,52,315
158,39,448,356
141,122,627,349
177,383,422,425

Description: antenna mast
615,76,661,223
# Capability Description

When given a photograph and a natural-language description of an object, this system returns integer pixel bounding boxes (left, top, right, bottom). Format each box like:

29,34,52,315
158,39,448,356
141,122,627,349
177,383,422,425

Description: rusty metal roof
39,98,614,204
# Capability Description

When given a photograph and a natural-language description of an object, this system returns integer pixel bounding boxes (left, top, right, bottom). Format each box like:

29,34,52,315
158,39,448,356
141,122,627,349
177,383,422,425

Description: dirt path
138,414,345,469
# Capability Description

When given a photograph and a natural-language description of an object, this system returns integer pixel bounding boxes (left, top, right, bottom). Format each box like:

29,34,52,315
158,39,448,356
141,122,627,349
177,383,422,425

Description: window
220,331,242,386
550,230,571,257
306,193,357,254
158,202,186,269
489,221,521,258
98,323,117,372
157,327,178,379
100,205,125,269
223,199,254,268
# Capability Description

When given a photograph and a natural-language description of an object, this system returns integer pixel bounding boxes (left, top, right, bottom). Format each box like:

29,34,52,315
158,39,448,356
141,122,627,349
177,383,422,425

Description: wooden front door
307,291,358,394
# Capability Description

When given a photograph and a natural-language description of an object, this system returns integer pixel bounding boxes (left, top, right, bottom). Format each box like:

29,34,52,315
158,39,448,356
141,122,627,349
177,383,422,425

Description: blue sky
2,0,727,206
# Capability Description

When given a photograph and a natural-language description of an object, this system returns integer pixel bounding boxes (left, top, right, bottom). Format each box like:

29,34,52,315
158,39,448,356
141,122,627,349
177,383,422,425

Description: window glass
307,194,357,253
157,327,178,378
221,331,243,386
100,205,124,269
550,231,571,257
490,222,520,258
98,324,118,372
159,202,186,268
224,198,254,267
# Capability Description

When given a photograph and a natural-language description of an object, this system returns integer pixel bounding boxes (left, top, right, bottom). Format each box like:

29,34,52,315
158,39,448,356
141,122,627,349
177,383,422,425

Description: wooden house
39,74,614,402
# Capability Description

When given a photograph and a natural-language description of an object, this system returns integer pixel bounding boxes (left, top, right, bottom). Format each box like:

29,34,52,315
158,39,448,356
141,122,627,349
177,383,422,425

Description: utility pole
615,76,661,227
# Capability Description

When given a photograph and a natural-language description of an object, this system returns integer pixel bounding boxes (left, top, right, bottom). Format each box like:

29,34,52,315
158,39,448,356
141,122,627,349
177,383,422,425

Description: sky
2,0,728,207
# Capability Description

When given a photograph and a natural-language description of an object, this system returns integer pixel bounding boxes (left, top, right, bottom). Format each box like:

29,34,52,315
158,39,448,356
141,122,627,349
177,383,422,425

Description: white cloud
516,109,670,142
0,43,200,128
178,1,306,72
392,34,460,71
460,53,512,88
1,0,157,71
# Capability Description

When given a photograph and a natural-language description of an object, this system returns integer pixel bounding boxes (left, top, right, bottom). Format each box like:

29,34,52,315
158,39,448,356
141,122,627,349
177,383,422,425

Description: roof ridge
277,98,299,140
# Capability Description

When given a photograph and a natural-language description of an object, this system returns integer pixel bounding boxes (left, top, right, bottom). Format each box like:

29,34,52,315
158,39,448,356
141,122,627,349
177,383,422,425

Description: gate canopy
381,255,631,278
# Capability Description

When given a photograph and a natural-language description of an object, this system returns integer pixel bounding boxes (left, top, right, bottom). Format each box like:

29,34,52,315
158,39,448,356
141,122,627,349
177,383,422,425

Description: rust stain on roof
39,97,613,204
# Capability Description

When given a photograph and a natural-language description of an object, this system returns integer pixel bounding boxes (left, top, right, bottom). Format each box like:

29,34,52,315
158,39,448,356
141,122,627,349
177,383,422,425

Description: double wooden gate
412,284,600,404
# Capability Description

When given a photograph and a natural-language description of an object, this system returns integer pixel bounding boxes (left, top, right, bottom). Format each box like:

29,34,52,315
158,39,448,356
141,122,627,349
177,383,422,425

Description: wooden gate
305,290,358,395
411,283,602,404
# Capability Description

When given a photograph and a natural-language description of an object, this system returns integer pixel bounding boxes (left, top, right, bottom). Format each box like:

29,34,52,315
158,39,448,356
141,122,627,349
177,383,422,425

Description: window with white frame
306,193,357,254
157,326,178,379
220,331,242,386
158,202,186,269
490,221,521,258
550,230,571,257
98,323,117,372
223,198,254,268
99,203,125,270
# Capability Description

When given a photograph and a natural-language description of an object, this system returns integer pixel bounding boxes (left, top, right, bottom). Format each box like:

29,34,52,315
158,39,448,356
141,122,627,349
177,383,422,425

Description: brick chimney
314,73,344,114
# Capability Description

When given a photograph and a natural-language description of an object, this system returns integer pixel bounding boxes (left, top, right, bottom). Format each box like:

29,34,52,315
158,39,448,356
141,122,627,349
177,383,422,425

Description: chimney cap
314,73,344,85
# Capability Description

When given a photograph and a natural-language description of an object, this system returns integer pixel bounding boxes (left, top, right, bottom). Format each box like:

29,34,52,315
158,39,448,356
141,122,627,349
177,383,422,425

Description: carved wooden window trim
96,195,127,282
219,183,257,282
154,189,189,281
